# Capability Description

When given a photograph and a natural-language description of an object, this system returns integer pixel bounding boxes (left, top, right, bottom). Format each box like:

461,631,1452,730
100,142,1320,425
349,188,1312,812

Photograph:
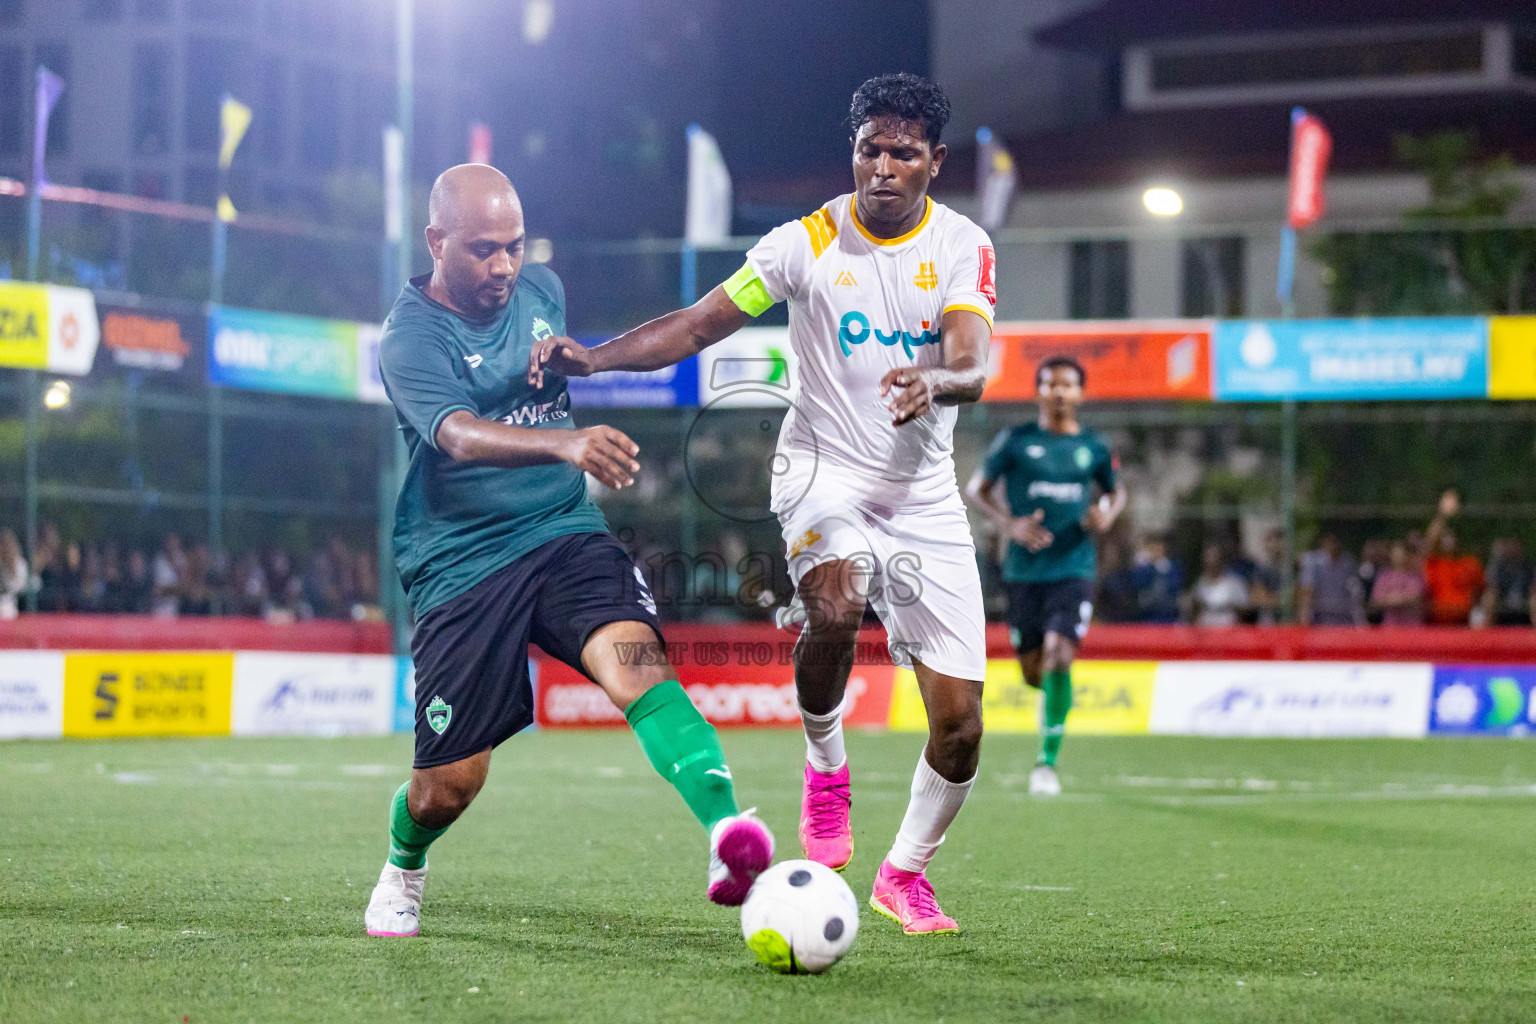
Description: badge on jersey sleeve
977,246,997,304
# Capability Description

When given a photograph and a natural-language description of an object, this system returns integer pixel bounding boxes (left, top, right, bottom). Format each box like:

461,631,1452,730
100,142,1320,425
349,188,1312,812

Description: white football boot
365,861,428,937
1029,765,1062,797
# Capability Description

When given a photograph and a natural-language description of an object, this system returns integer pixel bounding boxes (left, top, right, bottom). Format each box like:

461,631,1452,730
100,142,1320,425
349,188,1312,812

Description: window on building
133,171,167,199
84,0,124,20
188,0,252,22
1181,237,1245,318
1069,240,1130,319
183,36,244,154
1515,29,1536,80
255,62,287,165
298,65,342,171
0,46,21,156
1150,31,1484,93
133,44,171,157
34,43,70,157
184,166,218,206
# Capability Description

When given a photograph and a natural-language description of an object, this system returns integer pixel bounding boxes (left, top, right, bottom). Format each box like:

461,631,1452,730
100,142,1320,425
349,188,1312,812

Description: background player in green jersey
964,355,1126,796
364,165,772,938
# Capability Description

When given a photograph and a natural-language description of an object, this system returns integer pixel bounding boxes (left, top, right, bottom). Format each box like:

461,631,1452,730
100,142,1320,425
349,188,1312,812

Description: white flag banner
685,124,732,245
975,127,1017,233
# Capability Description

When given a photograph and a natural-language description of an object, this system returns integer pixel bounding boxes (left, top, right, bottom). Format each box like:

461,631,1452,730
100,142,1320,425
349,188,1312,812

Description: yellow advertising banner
1489,317,1536,399
63,653,234,738
0,281,49,370
889,659,1157,735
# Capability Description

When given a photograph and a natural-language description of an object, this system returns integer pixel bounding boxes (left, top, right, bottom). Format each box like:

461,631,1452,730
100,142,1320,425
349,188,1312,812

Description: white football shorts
773,460,987,682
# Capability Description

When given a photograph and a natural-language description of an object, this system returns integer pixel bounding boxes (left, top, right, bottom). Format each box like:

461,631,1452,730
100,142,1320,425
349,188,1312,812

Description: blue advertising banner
1429,666,1536,736
563,336,699,407
1213,317,1488,400
208,305,363,400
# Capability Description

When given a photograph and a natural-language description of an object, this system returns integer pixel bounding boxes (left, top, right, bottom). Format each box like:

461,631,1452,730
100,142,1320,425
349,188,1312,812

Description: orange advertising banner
984,320,1214,402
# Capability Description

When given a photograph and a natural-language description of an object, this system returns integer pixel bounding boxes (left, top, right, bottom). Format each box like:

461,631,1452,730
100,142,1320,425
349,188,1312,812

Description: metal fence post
1280,397,1298,622
23,369,39,611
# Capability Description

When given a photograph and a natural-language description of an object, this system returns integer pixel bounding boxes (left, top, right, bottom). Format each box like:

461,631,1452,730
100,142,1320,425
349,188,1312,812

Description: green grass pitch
3,729,1534,1023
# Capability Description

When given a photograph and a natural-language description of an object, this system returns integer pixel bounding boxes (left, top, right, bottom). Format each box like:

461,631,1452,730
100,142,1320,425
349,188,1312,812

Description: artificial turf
2,729,1534,1023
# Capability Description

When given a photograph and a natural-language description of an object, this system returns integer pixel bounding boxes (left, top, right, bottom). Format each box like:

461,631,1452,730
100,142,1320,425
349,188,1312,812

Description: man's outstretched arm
528,286,751,388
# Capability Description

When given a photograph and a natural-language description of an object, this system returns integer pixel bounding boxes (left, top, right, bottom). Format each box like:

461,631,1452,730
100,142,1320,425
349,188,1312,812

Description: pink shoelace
804,774,851,839
900,873,943,920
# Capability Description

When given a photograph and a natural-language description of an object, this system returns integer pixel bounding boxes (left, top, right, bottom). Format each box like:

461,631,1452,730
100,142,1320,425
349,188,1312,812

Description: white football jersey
745,193,996,509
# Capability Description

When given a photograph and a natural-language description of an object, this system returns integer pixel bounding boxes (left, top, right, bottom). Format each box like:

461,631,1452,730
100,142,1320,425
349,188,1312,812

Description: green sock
387,781,448,870
625,680,739,832
1037,669,1073,768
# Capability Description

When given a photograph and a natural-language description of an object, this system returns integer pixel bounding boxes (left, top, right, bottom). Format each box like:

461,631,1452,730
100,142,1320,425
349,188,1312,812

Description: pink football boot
869,860,959,935
799,762,853,871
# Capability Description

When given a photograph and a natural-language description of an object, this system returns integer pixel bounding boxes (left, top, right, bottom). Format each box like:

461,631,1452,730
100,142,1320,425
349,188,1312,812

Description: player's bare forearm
881,308,990,425
434,410,640,489
963,471,1012,531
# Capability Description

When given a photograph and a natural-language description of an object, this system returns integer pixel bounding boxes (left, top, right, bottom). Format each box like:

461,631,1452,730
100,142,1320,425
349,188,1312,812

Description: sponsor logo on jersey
977,245,997,304
463,354,484,368
1075,446,1092,469
834,271,857,287
913,262,938,291
837,311,940,360
500,391,571,426
531,316,554,342
1027,480,1084,502
425,695,452,734
789,528,822,558
1025,445,1045,458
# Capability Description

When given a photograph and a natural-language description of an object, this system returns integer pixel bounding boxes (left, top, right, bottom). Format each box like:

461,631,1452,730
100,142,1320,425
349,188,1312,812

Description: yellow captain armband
723,262,774,317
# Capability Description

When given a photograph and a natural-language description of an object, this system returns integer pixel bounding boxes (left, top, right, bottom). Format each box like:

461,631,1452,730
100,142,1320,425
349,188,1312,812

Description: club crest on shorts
425,696,453,735
789,528,822,559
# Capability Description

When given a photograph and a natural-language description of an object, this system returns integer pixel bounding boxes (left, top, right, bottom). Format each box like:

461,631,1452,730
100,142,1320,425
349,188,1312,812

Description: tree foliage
1313,131,1536,315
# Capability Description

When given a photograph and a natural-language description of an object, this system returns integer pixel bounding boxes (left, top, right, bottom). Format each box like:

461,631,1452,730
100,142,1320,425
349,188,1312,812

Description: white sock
800,704,846,773
885,748,974,873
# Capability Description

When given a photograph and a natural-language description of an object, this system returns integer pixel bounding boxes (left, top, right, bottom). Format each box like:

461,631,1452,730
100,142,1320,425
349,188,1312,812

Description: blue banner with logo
208,305,364,400
1214,317,1488,400
563,336,699,407
1429,666,1536,736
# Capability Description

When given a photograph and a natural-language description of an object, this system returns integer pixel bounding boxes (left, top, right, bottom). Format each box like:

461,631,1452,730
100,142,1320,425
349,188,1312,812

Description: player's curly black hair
1036,355,1087,390
847,72,951,145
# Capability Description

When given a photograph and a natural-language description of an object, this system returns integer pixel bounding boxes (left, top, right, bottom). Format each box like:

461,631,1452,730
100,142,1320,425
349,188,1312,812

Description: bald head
424,164,526,318
428,163,522,232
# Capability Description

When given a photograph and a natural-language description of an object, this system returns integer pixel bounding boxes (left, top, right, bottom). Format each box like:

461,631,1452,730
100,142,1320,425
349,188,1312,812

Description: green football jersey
378,266,607,617
981,422,1116,584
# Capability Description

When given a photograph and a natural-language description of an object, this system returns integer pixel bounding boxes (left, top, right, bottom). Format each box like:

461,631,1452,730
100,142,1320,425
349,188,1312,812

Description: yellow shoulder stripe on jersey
850,195,933,246
943,302,994,327
799,207,839,257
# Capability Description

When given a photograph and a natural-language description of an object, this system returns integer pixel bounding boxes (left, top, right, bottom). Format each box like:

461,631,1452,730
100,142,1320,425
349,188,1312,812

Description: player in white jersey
529,74,994,935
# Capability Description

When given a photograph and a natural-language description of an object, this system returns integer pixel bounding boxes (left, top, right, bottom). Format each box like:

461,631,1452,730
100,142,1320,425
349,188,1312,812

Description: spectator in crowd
114,549,154,614
1094,541,1140,624
180,544,216,616
1370,541,1425,626
1357,538,1390,625
1480,537,1535,627
0,528,27,619
151,533,186,617
1298,532,1364,625
1423,490,1485,625
38,540,83,612
1189,543,1250,626
1131,534,1184,623
1234,528,1285,625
